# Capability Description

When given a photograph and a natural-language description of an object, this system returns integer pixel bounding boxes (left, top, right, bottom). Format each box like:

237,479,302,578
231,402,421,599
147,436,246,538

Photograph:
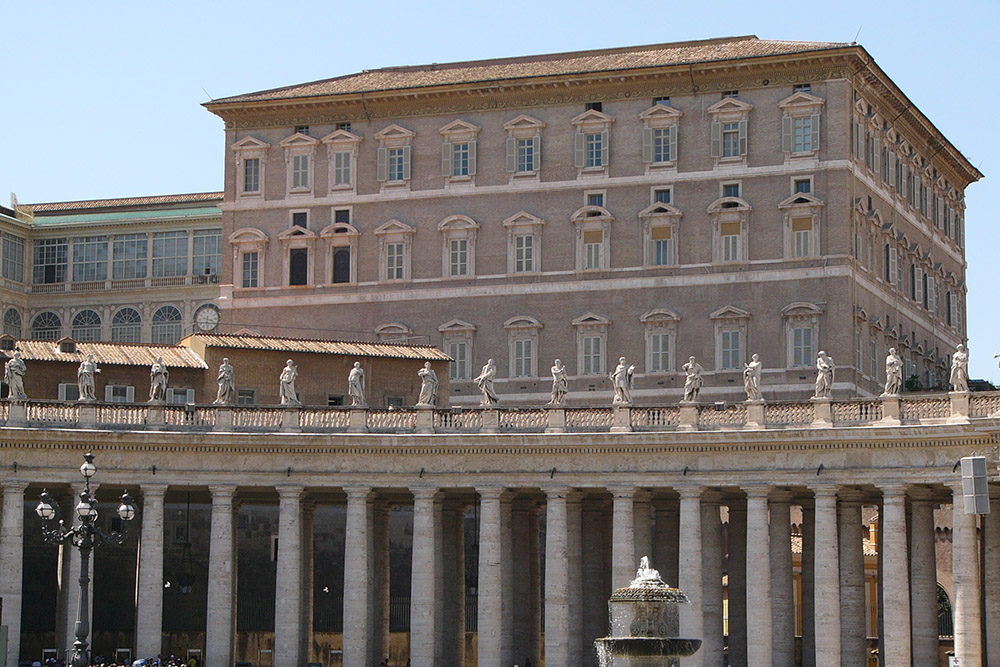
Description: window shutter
896,252,904,289
810,113,820,151
888,152,897,188
104,385,114,402
127,386,135,403
710,121,721,158
641,127,653,163
505,137,516,173
600,129,609,167
468,140,477,176
166,388,175,403
376,147,388,182
441,142,452,177
402,145,411,180
669,125,678,162
532,135,541,170
781,116,792,152
574,132,585,168
738,119,748,155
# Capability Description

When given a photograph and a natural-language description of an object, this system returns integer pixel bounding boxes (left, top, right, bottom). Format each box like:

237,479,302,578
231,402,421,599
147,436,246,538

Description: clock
195,305,220,332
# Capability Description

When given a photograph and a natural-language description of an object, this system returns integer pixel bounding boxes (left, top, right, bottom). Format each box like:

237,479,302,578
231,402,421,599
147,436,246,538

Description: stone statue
474,358,499,405
950,343,969,393
4,351,26,402
548,359,568,405
77,353,99,402
214,358,235,405
610,356,635,405
279,359,300,406
416,362,438,407
814,351,834,399
883,347,903,396
348,361,366,407
681,356,703,402
149,356,169,402
743,353,762,402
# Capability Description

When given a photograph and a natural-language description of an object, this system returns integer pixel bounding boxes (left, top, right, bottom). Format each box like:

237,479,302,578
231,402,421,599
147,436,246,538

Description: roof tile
7,340,208,368
186,333,451,361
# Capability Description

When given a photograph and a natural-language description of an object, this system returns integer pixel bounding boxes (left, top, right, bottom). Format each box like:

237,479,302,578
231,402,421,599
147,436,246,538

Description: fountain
594,557,702,667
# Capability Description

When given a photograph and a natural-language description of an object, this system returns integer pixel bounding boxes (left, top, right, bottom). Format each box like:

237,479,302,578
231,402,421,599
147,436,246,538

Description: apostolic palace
0,35,995,667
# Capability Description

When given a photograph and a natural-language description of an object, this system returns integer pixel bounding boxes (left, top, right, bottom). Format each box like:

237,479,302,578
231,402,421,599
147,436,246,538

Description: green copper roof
31,206,221,226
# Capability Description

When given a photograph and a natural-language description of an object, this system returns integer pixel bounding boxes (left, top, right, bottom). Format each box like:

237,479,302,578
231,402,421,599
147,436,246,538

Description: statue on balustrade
214,358,235,404
950,343,969,393
149,356,169,402
610,356,635,405
548,359,568,405
416,362,438,407
814,351,834,399
681,356,703,402
743,353,762,402
4,350,26,402
882,348,903,397
475,358,499,405
279,359,300,406
77,353,99,402
348,361,366,406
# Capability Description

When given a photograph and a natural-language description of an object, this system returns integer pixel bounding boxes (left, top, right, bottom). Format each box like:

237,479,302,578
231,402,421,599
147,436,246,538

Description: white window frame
778,91,823,161
571,109,614,177
375,124,415,191
639,202,682,267
437,215,479,279
439,319,476,381
280,133,319,196
503,115,545,182
572,312,610,376
228,228,269,290
639,104,682,172
778,193,824,259
320,222,360,285
321,129,363,193
503,211,544,274
165,388,195,405
710,306,751,372
570,205,613,271
504,316,542,379
440,120,480,187
707,97,752,167
782,302,823,369
707,197,751,264
375,220,415,282
641,309,680,374
232,137,270,200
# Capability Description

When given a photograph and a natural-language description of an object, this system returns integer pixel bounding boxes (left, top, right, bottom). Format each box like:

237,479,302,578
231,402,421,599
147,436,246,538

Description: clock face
195,305,220,332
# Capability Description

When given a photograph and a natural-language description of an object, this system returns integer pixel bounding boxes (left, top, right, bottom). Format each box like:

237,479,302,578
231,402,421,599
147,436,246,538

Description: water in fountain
594,556,702,667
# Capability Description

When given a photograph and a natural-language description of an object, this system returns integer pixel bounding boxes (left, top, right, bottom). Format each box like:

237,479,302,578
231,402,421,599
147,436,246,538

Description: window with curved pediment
321,222,359,284
278,226,316,286
641,309,680,373
571,206,613,271
229,228,269,289
503,211,544,274
375,220,415,282
375,322,412,344
782,303,822,368
779,193,824,258
439,319,476,380
710,306,750,371
573,312,610,376
640,202,682,266
707,197,751,263
505,316,542,378
438,216,479,278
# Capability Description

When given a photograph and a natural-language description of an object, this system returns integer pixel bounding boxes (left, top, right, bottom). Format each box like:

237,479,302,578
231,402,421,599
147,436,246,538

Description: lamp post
35,452,138,667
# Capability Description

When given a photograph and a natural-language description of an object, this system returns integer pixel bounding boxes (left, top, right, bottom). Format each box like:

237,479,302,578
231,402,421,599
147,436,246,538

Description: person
548,359,568,405
610,356,634,404
4,350,26,402
149,356,169,402
474,358,499,405
743,353,762,401
348,361,366,406
883,347,903,396
77,353,100,402
214,358,235,404
279,359,300,406
950,343,969,392
814,351,834,398
682,356,703,402
416,361,438,406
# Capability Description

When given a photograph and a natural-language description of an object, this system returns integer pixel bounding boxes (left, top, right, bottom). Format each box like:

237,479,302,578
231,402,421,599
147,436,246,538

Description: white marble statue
214,358,235,405
548,359,568,405
416,362,438,407
682,356,703,402
4,351,26,402
883,347,903,397
149,356,169,402
348,361,366,406
279,359,300,406
950,343,969,393
610,356,635,405
814,351,834,399
474,359,499,406
77,353,99,402
743,353,762,402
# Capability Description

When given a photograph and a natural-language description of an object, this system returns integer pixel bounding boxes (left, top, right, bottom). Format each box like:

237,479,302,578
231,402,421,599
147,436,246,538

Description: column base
6,401,25,426
809,396,832,427
347,407,368,433
481,408,500,434
678,402,698,430
948,391,971,424
879,395,902,425
415,405,435,434
610,404,633,432
214,407,233,431
545,405,566,433
744,399,765,429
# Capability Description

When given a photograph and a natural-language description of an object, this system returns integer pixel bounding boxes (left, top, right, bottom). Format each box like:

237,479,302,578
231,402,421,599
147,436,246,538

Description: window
514,235,534,272
587,192,604,207
332,247,351,283
503,211,544,275
449,341,468,380
516,138,535,173
322,128,362,192
639,99,684,168
3,309,21,338
280,133,318,194
237,389,256,405
450,239,468,276
782,303,823,368
572,109,614,174
242,251,259,288
58,383,80,401
640,202,681,267
151,305,183,344
333,152,352,186
289,248,308,285
654,96,670,106
585,133,604,167
375,125,415,188
794,83,812,94
585,102,603,112
33,238,68,284
327,394,344,407
2,234,24,282
105,385,135,403
291,212,308,228
651,226,674,265
72,236,108,282
720,330,741,369
243,158,260,193
722,123,740,158
711,306,750,371
708,196,750,263
438,215,479,279
388,148,406,181
386,243,404,280
72,310,101,342
947,291,959,327
721,223,741,262
573,312,610,376
794,179,811,194
911,264,924,303
112,234,148,280
439,120,480,184
336,122,351,132
294,125,310,136
870,337,878,379
152,231,188,278
884,244,900,287
31,311,62,340
723,183,740,198
584,231,603,268
722,90,739,99
779,88,826,159
440,319,476,381
505,316,541,378
321,220,358,284
572,206,613,271
166,388,195,405
792,219,812,258
504,115,545,179
791,327,814,367
654,189,671,204
649,333,671,372
582,336,602,375
452,142,470,176
512,338,533,378
193,230,222,278
232,136,269,199
708,97,751,163
111,308,142,343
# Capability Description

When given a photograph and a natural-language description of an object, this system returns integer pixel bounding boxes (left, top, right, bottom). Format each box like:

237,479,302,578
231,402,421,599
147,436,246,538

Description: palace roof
3,338,208,368
183,333,452,361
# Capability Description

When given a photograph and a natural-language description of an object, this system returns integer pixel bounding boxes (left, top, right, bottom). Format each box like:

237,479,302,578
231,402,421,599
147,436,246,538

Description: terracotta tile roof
26,192,223,213
185,333,451,361
211,36,848,104
5,340,208,369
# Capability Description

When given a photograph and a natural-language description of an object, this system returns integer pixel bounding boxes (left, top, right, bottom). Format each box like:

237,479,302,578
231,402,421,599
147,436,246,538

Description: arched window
3,309,21,338
151,305,182,344
937,584,953,638
71,310,102,342
111,308,142,343
31,311,62,340
332,247,351,283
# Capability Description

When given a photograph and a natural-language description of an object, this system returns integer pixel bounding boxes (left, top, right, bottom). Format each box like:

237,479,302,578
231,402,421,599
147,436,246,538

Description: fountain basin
594,637,702,657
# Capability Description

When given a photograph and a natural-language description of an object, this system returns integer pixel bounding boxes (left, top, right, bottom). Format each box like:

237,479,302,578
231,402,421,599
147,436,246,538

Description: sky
2,0,998,380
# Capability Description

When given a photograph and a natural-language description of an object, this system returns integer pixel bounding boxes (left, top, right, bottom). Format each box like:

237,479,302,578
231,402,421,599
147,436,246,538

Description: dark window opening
292,212,308,228
294,125,310,136
332,247,351,283
585,102,603,112
289,249,308,285
334,209,351,224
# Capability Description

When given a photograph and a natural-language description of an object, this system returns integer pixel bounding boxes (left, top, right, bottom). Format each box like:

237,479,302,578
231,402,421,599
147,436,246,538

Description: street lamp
36,452,138,667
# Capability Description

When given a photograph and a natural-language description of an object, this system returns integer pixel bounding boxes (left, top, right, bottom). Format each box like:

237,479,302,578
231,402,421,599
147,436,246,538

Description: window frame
778,192,824,259
503,114,545,182
710,306,750,372
639,104,683,171
320,221,360,285
707,97,752,166
280,132,319,196
375,220,415,283
641,309,680,374
572,312,610,376
504,315,542,379
439,319,477,381
375,124,416,191
321,129,363,193
571,109,614,176
707,197,751,264
228,227,269,290
639,202,682,267
571,206,613,271
778,91,823,160
231,136,270,200
437,215,479,279
503,211,545,275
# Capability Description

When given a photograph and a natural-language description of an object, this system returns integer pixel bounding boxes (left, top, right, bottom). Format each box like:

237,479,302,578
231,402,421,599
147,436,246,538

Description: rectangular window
451,142,470,176
448,341,468,380
919,182,928,218
723,90,739,99
585,133,604,167
884,245,898,286
948,292,958,327
112,233,148,280
152,231,188,278
654,96,671,106
792,218,812,258
723,183,740,198
388,148,406,182
721,222,741,262
294,125,309,136
587,193,604,207
722,122,740,157
72,236,109,282
654,189,671,204
291,154,309,189
792,327,813,367
386,243,404,280
106,385,133,403
870,339,878,379
241,251,258,288
516,137,535,173
333,151,352,186
794,83,811,94
192,230,222,277
651,226,674,265
449,238,468,276
513,339,533,377
583,230,603,269
582,335,602,375
1,233,24,282
514,234,534,273
652,127,672,163
291,212,308,228
720,330,741,370
33,238,69,284
243,158,260,193
236,389,256,405
794,179,811,194
585,102,603,112
649,333,671,372
334,209,350,224
793,116,813,152
336,122,351,132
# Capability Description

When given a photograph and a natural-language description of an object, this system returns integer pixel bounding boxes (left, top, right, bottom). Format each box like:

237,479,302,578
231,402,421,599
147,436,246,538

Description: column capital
410,487,440,502
743,484,773,499
837,487,866,504
880,484,909,500
811,484,840,499
140,483,169,499
675,484,706,499
607,485,637,498
276,484,306,501
476,486,506,501
543,485,572,499
1,480,28,494
342,485,371,499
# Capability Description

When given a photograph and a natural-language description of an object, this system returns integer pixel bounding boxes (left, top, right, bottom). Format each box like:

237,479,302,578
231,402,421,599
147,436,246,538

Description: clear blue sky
2,0,997,380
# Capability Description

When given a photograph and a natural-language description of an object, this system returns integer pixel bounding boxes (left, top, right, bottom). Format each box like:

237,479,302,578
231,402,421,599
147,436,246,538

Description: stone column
512,500,533,667
800,502,816,667
633,492,653,569
700,493,724,667
677,486,704,667
205,485,237,667
0,481,26,667
410,488,440,667
300,501,316,664
440,499,465,667
371,501,391,664
813,488,841,667
727,499,748,667
985,493,1000,667
610,486,636,590
544,487,570,667
477,488,504,667
652,499,679,588
770,495,795,667
880,486,911,666
527,504,542,667
135,483,167,660
566,492,583,667
499,496,515,667
908,495,938,667
838,490,866,667
343,487,372,667
952,486,983,665
745,487,772,667
580,499,609,667
274,486,305,667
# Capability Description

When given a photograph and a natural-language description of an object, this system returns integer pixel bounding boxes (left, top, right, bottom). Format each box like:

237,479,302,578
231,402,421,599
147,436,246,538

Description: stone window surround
277,225,317,287
778,91,823,159
439,319,476,381
571,109,614,177
375,322,413,344
639,103,682,172
639,202,682,267
502,211,545,275
320,222,360,285
640,308,680,374
231,137,270,200
707,196,752,264
778,193,825,259
374,219,415,283
375,124,415,191
572,312,611,376
710,305,750,372
707,97,752,166
439,120,480,187
229,227,268,290
571,205,614,271
321,129,363,193
503,114,545,182
504,315,542,379
437,215,479,279
781,302,823,368
279,133,319,196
